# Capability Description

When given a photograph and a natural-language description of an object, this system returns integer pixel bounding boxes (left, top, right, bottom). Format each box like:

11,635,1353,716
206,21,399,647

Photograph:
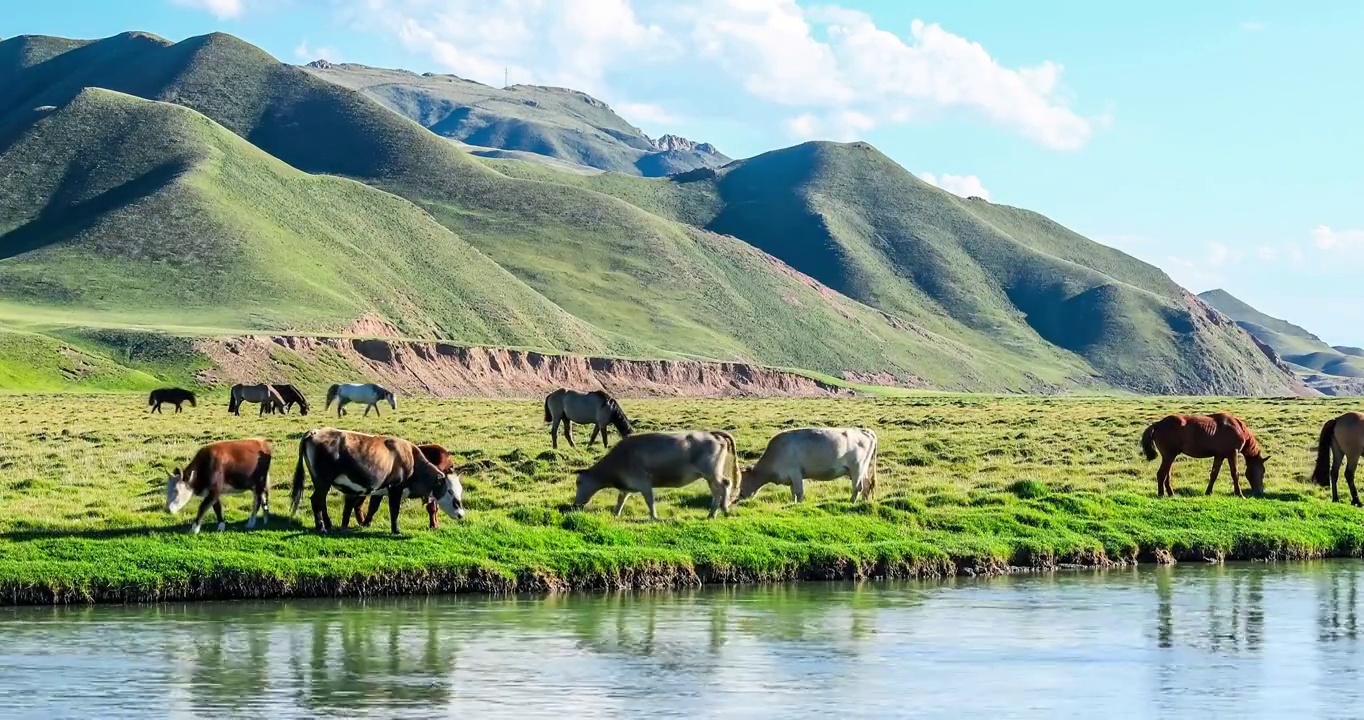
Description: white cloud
342,0,1098,149
294,41,342,63
1255,244,1277,262
614,102,679,126
1163,255,1225,291
172,0,243,19
1207,241,1230,266
1312,225,1364,250
918,172,991,200
1239,21,1268,32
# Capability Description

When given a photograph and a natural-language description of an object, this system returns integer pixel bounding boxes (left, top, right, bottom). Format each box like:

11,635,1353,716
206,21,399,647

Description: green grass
3,393,1363,604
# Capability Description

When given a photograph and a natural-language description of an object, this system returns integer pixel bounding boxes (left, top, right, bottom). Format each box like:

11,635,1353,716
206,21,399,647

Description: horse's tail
607,398,633,436
290,432,312,514
1314,418,1338,487
1141,423,1159,461
543,393,553,423
713,431,739,497
228,386,239,414
325,384,339,410
863,429,879,500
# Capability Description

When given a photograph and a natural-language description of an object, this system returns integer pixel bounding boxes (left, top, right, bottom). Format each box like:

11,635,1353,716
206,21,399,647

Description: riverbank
3,394,1363,605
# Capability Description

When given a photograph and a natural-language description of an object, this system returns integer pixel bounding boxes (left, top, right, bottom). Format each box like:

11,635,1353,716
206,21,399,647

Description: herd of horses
147,384,1364,534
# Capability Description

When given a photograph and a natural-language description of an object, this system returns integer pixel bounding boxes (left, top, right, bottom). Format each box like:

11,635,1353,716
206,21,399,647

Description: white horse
325,383,397,417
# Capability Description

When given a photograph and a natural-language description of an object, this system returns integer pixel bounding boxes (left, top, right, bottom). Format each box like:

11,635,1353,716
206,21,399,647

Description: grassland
2,392,1363,605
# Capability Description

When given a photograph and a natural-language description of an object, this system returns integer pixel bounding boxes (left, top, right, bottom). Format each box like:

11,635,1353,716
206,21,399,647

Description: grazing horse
325,383,396,417
544,388,634,449
229,383,287,416
359,444,456,530
148,387,196,414
1312,412,1364,506
165,438,273,533
573,430,738,519
266,384,310,415
290,427,463,534
1141,413,1270,498
738,427,879,504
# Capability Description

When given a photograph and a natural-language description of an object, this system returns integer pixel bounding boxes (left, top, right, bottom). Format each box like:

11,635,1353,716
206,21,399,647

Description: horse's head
1246,453,1270,494
386,389,397,410
166,468,194,514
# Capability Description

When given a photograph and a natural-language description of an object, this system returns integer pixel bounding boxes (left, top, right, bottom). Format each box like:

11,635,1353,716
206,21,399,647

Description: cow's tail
325,384,339,411
291,432,312,514
863,429,879,500
1314,418,1338,487
713,431,739,498
1141,423,1158,462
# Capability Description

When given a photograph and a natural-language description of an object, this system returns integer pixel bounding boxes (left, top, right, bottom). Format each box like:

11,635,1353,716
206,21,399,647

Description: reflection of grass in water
4,393,1364,603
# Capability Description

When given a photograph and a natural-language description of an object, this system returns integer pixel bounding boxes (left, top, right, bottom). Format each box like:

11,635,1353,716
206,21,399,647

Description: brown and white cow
165,438,274,533
359,443,456,530
290,428,464,534
737,427,878,504
573,431,738,519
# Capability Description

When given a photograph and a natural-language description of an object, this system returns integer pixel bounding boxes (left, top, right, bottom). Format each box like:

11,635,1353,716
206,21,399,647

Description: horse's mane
1242,430,1264,459
606,397,633,435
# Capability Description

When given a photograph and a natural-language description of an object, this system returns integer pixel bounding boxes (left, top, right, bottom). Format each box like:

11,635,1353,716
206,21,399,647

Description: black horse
148,387,196,414
266,384,310,415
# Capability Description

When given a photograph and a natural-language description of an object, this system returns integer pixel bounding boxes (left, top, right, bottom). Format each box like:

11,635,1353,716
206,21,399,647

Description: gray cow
573,431,738,519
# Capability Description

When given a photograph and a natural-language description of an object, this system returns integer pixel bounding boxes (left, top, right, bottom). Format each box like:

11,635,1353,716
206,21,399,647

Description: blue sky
6,1,1364,345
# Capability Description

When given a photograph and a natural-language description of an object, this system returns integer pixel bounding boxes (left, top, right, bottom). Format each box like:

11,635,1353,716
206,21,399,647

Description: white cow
573,431,738,519
737,427,878,503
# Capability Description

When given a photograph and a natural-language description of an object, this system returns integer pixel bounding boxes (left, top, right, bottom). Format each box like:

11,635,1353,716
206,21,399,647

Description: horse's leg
191,495,214,534
587,424,600,446
550,417,560,449
213,499,226,532
1228,455,1243,498
614,491,629,517
1205,457,1223,496
1156,454,1175,497
1346,452,1362,507
1331,450,1344,503
563,421,576,448
601,426,610,449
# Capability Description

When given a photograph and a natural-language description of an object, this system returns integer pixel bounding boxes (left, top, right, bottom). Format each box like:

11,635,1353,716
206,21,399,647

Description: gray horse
229,383,286,416
325,383,397,417
544,388,633,449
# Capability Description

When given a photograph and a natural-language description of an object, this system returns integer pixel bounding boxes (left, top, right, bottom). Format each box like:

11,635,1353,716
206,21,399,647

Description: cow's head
572,468,603,509
165,468,194,513
736,467,767,501
435,472,466,520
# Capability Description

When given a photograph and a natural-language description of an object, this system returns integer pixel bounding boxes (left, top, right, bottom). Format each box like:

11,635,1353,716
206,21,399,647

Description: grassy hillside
301,61,729,177
1200,289,1364,377
0,31,1301,395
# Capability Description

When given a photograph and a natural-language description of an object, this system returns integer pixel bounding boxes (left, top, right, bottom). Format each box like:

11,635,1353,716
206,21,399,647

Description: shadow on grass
0,515,394,542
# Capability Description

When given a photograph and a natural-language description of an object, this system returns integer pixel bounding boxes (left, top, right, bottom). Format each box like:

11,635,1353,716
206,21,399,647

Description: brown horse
1312,412,1364,506
1141,413,1269,498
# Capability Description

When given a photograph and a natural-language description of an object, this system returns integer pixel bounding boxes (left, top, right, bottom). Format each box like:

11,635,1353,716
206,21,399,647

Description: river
2,563,1362,718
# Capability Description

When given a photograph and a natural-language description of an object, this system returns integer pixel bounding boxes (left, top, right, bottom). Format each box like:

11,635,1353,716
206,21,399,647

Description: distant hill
1199,289,1364,393
0,31,1301,395
300,60,730,177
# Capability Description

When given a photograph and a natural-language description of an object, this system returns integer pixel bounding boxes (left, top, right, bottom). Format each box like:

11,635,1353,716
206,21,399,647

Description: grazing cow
573,431,738,519
325,383,397,417
290,428,463,534
229,383,287,416
360,444,456,530
149,387,196,414
543,388,634,449
266,384,310,415
737,427,879,504
165,438,273,533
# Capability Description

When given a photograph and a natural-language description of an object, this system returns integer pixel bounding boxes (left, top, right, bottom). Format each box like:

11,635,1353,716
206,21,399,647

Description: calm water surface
3,563,1363,718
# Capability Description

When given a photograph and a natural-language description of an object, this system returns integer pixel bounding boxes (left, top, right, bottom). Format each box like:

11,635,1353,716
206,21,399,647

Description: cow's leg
260,486,270,527
1332,451,1344,503
1228,455,1243,498
790,476,806,503
563,421,577,448
213,499,225,532
704,467,730,519
641,487,657,520
1157,454,1175,497
614,491,629,517
246,490,262,529
191,494,214,534
311,485,330,533
1347,454,1362,507
1205,457,1223,496
426,497,438,530
388,488,403,534
341,495,367,529
361,496,383,527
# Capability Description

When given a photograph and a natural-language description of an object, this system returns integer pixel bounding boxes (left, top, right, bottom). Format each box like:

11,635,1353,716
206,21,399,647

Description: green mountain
0,31,1300,395
1199,289,1364,383
300,60,730,177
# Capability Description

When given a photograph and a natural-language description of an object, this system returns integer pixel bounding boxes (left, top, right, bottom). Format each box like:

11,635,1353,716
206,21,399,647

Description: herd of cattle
150,384,1364,534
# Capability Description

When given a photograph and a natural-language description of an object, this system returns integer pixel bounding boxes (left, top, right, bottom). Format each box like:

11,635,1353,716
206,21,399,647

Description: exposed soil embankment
196,334,854,398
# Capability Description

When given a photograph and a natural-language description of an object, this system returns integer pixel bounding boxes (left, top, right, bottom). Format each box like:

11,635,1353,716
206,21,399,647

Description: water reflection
4,564,1364,718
